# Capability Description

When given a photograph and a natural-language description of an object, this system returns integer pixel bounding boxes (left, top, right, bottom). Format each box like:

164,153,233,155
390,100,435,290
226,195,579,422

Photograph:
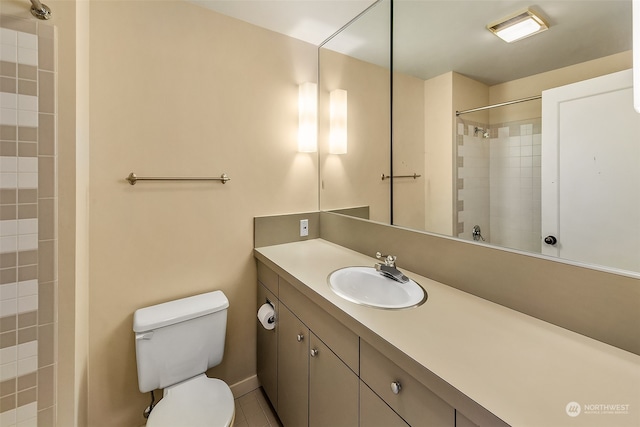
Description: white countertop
255,239,640,427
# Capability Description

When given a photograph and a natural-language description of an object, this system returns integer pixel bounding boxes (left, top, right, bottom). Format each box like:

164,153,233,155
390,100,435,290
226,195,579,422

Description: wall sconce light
487,8,548,43
329,89,348,154
298,82,317,152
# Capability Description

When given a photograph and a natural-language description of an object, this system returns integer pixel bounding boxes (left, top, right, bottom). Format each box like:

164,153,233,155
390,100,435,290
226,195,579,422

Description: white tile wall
0,283,17,300
0,92,17,109
0,107,18,126
0,29,37,67
0,24,46,425
17,95,37,112
0,410,16,427
489,123,542,253
0,44,17,63
0,27,18,44
17,32,37,49
0,235,17,252
18,279,38,297
458,130,491,241
457,119,542,251
16,402,37,426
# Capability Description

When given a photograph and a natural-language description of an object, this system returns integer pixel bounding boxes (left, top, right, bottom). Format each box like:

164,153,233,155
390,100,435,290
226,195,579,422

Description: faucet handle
375,252,396,267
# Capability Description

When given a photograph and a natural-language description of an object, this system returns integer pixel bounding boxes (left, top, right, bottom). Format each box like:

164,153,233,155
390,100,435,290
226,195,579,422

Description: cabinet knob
390,381,402,395
310,348,319,357
296,334,304,342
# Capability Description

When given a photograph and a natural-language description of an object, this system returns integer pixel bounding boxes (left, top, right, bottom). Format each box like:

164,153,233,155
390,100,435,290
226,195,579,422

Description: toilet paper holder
264,299,275,324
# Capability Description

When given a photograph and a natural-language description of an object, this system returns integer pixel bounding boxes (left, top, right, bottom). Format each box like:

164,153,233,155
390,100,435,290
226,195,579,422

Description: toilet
133,290,235,427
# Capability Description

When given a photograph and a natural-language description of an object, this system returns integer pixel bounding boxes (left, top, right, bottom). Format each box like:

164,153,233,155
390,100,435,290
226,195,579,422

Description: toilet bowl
146,375,234,427
133,290,235,427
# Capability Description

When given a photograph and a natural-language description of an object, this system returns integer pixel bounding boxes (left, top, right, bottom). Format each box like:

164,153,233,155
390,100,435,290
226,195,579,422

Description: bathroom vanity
255,238,640,427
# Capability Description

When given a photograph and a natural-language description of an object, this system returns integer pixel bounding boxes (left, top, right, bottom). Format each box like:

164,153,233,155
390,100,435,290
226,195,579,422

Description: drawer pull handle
296,334,304,342
390,381,402,395
310,348,319,357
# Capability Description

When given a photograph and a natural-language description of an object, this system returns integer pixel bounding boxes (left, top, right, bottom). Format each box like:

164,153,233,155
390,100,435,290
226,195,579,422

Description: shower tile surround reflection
0,15,57,427
456,118,542,253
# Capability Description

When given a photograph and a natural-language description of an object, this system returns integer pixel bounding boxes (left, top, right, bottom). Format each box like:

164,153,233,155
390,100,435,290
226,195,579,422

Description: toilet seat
146,374,235,427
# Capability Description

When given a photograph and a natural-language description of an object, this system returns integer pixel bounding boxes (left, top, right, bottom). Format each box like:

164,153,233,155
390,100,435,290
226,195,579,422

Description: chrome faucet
375,252,409,283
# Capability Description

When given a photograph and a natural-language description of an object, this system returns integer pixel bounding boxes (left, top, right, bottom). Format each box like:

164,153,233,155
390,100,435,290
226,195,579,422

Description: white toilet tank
133,290,229,393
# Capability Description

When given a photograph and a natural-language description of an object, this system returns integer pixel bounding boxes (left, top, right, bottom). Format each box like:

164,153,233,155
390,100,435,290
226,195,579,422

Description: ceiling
189,0,377,46
190,0,632,86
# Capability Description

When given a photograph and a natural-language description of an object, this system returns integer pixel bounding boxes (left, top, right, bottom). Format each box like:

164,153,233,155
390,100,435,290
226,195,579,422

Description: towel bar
126,172,230,185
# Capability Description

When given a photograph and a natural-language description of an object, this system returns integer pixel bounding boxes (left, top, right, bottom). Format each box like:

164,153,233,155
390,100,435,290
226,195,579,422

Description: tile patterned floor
234,388,282,427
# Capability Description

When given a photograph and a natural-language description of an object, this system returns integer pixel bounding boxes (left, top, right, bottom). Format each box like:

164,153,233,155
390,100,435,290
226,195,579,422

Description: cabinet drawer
360,381,409,427
257,261,278,295
279,277,359,374
360,340,454,427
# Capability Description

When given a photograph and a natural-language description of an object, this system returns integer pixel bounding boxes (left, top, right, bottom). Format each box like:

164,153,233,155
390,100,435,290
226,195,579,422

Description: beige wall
392,71,425,230
422,72,489,235
452,72,489,124
88,2,317,427
319,49,390,223
489,51,632,123
2,1,632,425
423,72,454,235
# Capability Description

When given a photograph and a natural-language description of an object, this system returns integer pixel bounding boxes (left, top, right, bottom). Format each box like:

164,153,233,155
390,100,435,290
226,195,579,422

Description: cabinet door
360,381,409,427
309,332,359,427
278,304,309,427
455,410,479,427
257,284,278,408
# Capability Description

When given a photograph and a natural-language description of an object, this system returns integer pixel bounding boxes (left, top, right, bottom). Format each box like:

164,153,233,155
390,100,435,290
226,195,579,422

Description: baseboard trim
229,375,260,399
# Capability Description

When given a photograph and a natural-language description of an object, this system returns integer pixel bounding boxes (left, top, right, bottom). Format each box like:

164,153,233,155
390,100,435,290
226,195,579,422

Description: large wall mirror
319,0,391,223
319,0,640,276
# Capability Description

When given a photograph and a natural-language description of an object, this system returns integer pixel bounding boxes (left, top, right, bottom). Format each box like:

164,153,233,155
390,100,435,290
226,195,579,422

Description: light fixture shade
298,82,317,152
488,9,548,43
329,89,348,154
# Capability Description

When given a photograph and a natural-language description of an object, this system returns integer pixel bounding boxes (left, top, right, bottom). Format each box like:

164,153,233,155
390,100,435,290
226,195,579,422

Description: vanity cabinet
258,262,359,426
360,339,455,427
276,303,359,427
257,261,474,427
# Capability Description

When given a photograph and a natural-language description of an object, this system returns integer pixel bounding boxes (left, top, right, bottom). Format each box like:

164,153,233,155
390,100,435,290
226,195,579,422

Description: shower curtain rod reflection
456,95,541,116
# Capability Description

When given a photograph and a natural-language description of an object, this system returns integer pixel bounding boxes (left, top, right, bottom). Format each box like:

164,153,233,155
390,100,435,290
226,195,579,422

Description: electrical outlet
300,219,309,237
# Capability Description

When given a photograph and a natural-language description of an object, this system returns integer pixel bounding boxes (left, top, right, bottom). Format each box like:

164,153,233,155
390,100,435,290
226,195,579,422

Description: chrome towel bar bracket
126,172,230,185
381,173,421,181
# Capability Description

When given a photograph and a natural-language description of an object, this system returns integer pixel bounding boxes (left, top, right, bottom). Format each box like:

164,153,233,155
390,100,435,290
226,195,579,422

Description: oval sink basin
328,267,427,309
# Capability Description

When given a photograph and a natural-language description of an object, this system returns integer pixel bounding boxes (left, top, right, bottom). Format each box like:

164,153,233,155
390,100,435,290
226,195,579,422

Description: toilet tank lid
133,290,229,333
